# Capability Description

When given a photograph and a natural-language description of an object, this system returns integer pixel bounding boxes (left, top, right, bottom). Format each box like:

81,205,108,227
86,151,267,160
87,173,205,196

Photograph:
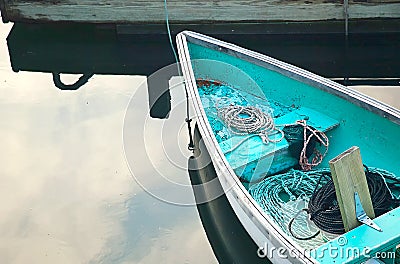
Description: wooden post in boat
329,146,375,232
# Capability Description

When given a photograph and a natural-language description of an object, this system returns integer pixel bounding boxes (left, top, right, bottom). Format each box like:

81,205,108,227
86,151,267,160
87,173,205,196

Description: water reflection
352,85,400,110
6,23,175,76
0,23,216,263
7,23,400,88
1,20,399,264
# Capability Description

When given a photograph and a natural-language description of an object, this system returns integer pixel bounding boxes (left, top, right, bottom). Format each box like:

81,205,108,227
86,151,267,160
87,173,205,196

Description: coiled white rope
216,99,284,144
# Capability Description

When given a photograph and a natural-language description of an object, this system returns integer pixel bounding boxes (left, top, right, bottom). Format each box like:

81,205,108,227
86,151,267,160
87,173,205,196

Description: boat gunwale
177,31,316,264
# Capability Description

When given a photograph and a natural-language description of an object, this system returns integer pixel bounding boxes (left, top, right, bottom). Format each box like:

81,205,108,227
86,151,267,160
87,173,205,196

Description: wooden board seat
218,107,339,182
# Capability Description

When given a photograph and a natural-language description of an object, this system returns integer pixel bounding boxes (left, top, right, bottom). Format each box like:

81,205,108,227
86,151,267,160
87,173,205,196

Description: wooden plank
1,0,400,24
329,146,375,232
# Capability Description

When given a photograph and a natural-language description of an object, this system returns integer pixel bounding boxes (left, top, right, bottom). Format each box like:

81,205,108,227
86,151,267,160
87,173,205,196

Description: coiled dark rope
306,166,400,235
250,167,400,246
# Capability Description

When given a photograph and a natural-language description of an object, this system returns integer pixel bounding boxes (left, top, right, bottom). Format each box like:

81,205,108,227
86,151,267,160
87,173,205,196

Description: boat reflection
188,125,271,264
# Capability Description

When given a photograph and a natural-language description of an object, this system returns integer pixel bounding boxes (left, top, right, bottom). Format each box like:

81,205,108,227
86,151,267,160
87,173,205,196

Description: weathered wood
329,146,375,232
1,0,400,24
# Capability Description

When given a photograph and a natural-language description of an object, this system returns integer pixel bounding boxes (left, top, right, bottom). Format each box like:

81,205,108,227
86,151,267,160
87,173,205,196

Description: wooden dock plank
1,0,400,24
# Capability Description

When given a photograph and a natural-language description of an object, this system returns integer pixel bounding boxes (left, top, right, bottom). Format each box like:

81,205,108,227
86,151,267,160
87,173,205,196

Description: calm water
0,23,217,264
0,22,399,264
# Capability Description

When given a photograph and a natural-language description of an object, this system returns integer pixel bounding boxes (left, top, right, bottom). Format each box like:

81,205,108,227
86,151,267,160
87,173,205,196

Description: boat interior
180,32,400,260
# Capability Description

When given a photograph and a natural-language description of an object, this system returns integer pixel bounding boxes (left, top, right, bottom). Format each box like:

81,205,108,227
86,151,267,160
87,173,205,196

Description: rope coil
216,100,284,144
249,167,400,248
249,169,331,249
307,166,400,234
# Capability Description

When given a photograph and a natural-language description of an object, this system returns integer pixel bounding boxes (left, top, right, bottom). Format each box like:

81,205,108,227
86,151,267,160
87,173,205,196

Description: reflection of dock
188,125,269,264
1,0,400,34
6,23,174,117
6,24,175,76
6,23,400,85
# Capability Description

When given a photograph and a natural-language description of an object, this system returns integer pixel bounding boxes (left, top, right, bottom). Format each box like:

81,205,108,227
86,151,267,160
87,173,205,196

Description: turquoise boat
177,31,400,263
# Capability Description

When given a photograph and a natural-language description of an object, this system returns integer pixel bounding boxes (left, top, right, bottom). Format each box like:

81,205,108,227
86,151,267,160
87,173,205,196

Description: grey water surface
0,23,217,264
0,21,399,264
